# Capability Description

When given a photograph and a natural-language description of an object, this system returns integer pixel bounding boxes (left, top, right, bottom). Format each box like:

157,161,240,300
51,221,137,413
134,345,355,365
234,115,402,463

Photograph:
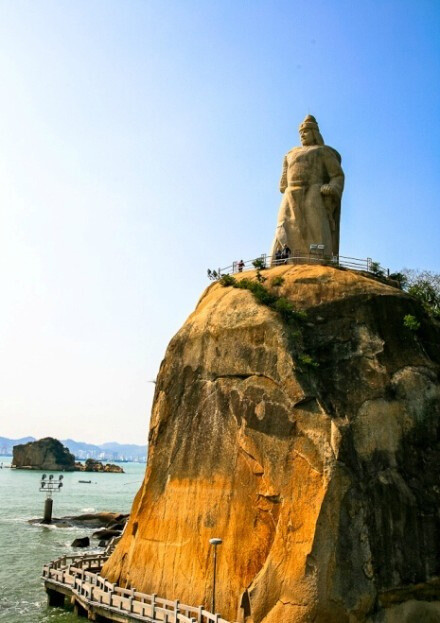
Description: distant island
12,438,125,472
0,435,146,462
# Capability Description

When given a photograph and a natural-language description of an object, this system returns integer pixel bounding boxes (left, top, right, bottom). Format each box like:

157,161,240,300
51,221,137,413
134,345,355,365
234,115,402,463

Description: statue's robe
270,144,344,261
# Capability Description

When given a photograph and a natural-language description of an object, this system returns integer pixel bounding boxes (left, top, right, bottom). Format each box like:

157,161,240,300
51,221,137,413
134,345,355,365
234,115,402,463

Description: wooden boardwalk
42,553,232,623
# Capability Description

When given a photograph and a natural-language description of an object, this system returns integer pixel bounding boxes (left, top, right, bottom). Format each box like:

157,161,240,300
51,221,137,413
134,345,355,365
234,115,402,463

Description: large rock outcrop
13,437,76,471
102,265,440,622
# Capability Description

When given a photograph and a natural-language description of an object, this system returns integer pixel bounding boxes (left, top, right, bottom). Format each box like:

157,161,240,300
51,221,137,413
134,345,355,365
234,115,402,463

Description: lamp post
39,474,63,523
209,537,222,613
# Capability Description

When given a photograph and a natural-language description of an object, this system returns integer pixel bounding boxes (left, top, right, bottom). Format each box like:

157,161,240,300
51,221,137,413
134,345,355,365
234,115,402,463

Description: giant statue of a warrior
270,115,344,261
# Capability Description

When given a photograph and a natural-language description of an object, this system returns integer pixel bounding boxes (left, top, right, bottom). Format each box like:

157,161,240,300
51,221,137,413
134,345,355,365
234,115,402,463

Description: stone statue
270,115,344,262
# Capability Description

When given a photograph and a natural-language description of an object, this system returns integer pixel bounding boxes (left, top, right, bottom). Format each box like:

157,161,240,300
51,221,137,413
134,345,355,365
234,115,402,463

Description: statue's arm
321,148,344,198
279,155,288,193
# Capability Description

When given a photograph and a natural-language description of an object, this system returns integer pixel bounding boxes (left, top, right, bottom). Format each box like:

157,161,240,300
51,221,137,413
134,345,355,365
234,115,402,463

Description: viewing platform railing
43,553,232,623
213,254,389,277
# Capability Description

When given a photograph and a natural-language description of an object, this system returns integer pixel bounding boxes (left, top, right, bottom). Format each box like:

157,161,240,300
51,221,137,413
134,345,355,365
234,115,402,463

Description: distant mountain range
0,436,147,462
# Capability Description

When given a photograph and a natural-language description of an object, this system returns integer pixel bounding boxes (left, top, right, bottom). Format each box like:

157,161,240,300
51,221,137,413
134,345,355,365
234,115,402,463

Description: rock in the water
92,529,122,541
102,265,440,622
67,512,126,528
71,536,90,548
79,458,124,473
12,437,75,471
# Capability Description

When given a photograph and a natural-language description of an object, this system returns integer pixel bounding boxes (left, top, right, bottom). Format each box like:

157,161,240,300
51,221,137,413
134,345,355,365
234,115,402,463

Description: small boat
78,480,92,484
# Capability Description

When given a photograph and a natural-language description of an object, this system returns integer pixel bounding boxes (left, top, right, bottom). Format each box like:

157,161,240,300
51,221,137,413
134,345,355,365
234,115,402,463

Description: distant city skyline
1,0,439,443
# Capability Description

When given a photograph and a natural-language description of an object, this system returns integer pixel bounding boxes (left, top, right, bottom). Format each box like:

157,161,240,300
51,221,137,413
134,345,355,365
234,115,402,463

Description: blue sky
1,0,439,444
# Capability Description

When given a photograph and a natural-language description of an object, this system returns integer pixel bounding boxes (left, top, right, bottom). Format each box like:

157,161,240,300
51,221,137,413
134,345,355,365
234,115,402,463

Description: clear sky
1,0,439,444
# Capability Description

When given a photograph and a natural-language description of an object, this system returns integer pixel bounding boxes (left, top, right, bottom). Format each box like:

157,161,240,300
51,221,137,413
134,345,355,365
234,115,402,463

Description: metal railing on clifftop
212,253,388,277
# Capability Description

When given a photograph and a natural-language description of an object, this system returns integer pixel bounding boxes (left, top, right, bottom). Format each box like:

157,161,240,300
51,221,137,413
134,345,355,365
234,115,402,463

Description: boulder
92,529,122,541
81,458,124,473
12,437,75,471
103,463,124,473
71,536,90,548
102,265,440,622
68,512,124,528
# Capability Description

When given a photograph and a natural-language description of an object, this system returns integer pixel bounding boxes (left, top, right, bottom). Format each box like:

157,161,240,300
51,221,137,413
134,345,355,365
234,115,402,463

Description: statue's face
299,128,316,146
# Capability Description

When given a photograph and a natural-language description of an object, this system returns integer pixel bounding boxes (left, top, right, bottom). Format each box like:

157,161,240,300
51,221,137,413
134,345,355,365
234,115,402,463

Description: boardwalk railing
43,553,232,623
215,253,388,276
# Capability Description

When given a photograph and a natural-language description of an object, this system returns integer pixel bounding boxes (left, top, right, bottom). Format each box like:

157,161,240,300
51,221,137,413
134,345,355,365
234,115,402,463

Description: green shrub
395,269,440,319
389,272,408,288
408,281,440,319
273,297,294,320
271,276,285,287
219,274,237,287
255,269,267,283
403,314,420,331
298,353,319,368
370,261,385,277
291,309,308,322
245,282,277,306
252,258,266,270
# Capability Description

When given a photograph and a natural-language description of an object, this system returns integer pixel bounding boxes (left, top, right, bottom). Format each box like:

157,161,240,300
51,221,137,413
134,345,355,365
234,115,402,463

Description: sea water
0,456,144,622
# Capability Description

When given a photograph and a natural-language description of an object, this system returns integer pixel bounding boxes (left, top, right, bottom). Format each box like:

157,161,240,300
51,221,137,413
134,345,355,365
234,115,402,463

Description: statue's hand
320,184,336,196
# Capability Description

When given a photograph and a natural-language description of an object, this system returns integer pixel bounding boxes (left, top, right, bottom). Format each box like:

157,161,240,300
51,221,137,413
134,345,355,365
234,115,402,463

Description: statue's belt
286,181,320,188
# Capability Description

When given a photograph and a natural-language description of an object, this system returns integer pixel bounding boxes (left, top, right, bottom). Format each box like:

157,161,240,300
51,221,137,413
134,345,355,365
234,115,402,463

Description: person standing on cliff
270,115,344,262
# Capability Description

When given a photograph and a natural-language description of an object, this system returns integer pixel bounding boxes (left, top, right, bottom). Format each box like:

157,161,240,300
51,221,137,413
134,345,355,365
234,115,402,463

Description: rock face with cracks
102,265,440,623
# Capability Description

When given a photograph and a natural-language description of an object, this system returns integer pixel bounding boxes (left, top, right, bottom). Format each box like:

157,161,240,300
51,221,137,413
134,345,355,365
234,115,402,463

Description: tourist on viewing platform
238,259,244,272
281,244,291,263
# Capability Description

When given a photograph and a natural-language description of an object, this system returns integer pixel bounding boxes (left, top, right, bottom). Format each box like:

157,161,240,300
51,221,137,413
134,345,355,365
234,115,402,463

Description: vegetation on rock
219,274,306,322
219,272,318,372
403,269,440,319
403,314,421,332
12,437,76,471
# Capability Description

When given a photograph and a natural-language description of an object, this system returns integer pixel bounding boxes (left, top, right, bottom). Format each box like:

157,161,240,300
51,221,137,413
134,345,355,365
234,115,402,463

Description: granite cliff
103,265,440,623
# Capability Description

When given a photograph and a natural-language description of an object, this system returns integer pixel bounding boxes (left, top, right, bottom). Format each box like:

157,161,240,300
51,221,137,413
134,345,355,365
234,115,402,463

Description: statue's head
299,115,324,146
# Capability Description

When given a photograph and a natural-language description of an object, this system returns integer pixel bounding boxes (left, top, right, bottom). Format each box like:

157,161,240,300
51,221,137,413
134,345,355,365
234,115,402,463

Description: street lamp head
209,538,223,546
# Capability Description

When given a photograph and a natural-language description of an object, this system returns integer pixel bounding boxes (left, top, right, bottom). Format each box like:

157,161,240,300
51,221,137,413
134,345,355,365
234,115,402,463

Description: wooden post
197,605,204,623
73,600,87,617
151,593,157,618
